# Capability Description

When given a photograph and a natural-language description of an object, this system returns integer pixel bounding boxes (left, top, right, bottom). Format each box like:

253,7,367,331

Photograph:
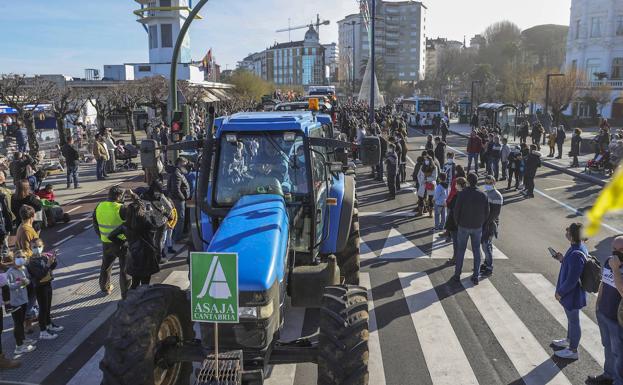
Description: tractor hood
207,194,289,292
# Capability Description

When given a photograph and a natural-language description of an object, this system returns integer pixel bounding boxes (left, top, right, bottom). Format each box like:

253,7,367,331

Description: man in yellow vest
93,186,130,298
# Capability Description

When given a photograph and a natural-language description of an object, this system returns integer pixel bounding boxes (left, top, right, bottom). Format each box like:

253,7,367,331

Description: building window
586,58,602,80
591,17,602,37
575,20,581,39
149,25,158,49
160,0,171,7
138,65,152,72
161,24,173,47
617,16,623,36
612,58,623,79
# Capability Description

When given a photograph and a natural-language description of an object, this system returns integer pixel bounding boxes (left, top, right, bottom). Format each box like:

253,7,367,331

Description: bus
400,97,444,129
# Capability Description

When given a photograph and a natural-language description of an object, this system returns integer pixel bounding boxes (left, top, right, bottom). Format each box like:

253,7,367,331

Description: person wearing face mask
168,157,191,243
141,180,175,260
584,236,623,384
0,267,21,369
416,156,437,217
27,238,62,340
6,251,36,355
479,176,503,278
385,144,398,199
443,152,456,183
500,137,511,181
444,176,467,264
15,205,38,258
552,223,588,361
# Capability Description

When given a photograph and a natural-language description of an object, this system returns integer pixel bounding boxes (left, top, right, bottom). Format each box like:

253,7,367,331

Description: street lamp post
470,80,482,124
350,21,357,98
545,73,565,135
369,0,376,124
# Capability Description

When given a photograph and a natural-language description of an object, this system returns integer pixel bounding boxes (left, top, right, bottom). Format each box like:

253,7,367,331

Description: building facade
323,43,339,82
566,0,623,119
425,38,464,79
237,51,267,79
337,1,427,85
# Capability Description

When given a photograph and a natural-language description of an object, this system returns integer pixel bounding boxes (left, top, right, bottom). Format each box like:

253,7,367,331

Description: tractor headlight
238,300,274,319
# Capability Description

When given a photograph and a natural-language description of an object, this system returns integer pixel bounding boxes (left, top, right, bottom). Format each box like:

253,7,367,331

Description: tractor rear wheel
100,285,194,385
336,206,361,285
317,285,369,385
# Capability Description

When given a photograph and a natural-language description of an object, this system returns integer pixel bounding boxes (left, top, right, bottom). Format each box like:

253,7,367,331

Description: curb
449,129,608,187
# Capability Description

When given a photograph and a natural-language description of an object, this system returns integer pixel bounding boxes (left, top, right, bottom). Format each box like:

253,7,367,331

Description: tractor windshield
215,132,310,205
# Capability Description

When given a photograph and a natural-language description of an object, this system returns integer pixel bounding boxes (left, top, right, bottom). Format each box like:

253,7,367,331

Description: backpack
579,251,601,293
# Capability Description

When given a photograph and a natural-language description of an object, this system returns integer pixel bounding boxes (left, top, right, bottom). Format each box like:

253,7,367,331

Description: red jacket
466,136,482,154
35,190,55,201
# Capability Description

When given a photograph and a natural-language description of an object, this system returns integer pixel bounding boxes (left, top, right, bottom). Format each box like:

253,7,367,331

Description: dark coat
570,133,581,156
434,142,446,166
168,167,190,201
453,187,489,229
11,194,42,228
555,127,567,145
114,202,160,277
61,143,80,167
524,152,542,178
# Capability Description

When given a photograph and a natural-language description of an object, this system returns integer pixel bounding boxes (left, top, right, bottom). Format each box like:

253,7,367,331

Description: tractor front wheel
336,206,361,285
317,285,369,385
100,285,194,385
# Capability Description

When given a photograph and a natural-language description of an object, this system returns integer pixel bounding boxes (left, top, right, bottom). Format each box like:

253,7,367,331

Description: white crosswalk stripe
430,232,509,259
515,273,604,366
461,274,572,385
360,273,387,385
399,272,478,384
379,228,427,259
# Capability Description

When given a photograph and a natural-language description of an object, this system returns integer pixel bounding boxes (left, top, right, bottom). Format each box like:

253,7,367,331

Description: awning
210,88,231,100
201,90,220,103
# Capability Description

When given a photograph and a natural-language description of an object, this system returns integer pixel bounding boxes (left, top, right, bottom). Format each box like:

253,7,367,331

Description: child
35,185,70,227
548,131,557,157
5,251,36,355
416,156,437,217
27,238,63,340
433,173,449,230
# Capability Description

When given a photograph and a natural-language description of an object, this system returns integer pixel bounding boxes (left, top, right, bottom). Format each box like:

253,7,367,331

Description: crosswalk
68,265,603,385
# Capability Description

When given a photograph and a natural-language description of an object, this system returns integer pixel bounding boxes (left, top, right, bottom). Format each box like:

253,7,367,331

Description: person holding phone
552,223,588,360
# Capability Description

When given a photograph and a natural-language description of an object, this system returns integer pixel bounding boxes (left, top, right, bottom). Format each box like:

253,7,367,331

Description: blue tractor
101,108,381,385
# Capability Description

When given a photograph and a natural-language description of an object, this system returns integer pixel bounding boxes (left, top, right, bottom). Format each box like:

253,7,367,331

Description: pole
214,323,219,380
369,0,376,124
168,0,210,122
544,73,564,142
352,21,356,98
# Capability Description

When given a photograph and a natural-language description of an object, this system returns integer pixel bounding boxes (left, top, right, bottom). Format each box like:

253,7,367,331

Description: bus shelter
477,103,518,139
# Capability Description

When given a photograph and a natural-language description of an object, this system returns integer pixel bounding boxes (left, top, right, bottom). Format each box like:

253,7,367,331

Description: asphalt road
41,129,616,385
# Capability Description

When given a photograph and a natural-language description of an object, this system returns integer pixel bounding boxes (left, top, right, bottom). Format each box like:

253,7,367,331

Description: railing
577,80,623,89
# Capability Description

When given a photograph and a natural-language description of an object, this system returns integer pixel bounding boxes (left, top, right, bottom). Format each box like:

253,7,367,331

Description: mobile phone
548,247,558,258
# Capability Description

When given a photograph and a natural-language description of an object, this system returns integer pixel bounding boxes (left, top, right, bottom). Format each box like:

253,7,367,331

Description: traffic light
171,111,184,142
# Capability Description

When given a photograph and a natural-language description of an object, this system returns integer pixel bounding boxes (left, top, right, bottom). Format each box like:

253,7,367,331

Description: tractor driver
248,138,292,191
289,145,309,194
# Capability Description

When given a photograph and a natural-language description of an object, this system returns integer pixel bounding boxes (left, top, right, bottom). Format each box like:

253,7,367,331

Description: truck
100,108,381,385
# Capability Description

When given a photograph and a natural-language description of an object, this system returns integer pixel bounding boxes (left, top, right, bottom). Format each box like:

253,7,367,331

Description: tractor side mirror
359,136,381,166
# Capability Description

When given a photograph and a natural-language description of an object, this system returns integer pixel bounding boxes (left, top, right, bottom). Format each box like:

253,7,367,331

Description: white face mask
33,247,43,255
425,161,430,166
15,258,25,267
447,159,454,164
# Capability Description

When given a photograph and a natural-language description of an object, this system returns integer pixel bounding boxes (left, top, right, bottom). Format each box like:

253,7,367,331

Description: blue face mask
297,155,305,164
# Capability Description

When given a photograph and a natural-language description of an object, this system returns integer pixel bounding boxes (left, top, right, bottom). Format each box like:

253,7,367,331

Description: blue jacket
555,243,587,310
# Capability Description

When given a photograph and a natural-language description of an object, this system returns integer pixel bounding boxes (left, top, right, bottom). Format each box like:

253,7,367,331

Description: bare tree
537,69,581,126
88,88,118,133
0,74,56,155
178,80,208,125
112,82,146,145
49,83,89,146
585,83,613,118
140,76,168,122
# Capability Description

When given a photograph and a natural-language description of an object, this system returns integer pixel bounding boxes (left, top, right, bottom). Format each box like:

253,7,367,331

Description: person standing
397,133,408,184
0,271,21,368
470,112,479,130
168,157,191,243
15,205,38,258
93,186,130,297
506,146,522,190
6,252,36,355
416,156,437,217
570,128,582,168
433,173,448,231
14,120,28,154
385,144,398,199
531,123,544,151
556,125,567,159
440,119,449,143
480,176,503,277
486,135,502,181
434,137,446,168
547,130,557,158
552,223,588,360
452,173,489,285
104,128,116,174
585,236,623,384
466,131,483,174
93,134,109,181
61,135,80,189
425,134,434,151
523,144,541,198
12,180,42,233
500,137,511,181
519,121,530,145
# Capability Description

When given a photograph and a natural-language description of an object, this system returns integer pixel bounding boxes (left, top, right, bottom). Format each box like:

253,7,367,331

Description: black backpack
579,251,602,293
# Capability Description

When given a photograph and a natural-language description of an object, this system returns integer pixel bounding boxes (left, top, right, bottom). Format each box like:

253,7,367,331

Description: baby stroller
114,139,139,171
586,151,614,176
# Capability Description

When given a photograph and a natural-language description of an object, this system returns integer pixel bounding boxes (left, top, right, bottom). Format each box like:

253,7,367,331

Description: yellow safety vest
95,201,126,243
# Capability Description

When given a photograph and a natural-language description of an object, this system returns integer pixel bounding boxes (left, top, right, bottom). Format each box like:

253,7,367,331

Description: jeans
597,310,623,383
557,142,564,158
564,307,581,350
99,242,131,298
450,230,458,260
501,161,508,178
96,158,105,180
67,164,79,188
173,199,186,242
489,159,500,180
467,153,479,173
481,238,493,271
434,205,446,229
455,226,482,278
524,175,535,195
17,143,27,153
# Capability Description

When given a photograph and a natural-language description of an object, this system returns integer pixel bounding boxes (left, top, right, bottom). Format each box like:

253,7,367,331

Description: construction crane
276,14,330,41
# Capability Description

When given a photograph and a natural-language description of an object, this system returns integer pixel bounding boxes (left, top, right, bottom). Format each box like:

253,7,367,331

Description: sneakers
103,284,114,295
551,338,569,348
14,344,36,355
470,276,479,285
48,324,64,333
586,374,614,385
0,353,21,369
23,338,38,346
39,330,58,340
554,348,578,360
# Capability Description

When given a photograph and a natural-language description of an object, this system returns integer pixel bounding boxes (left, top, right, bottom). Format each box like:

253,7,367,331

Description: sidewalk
449,123,608,187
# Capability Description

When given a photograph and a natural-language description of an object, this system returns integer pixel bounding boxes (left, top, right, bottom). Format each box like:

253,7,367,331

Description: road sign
190,252,238,323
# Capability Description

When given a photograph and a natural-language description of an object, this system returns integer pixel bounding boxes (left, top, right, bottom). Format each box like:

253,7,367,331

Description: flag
586,167,623,236
202,49,212,69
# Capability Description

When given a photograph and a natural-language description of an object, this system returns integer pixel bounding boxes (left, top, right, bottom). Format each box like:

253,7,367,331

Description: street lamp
369,0,376,124
470,80,482,121
545,73,565,134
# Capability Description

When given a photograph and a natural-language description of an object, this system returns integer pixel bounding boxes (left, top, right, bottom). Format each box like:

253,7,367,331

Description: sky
0,0,571,77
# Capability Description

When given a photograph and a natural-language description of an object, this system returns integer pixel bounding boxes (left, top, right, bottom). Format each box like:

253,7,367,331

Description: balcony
577,80,623,89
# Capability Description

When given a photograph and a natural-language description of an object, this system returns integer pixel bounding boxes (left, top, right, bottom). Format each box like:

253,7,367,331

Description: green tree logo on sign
190,252,238,323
